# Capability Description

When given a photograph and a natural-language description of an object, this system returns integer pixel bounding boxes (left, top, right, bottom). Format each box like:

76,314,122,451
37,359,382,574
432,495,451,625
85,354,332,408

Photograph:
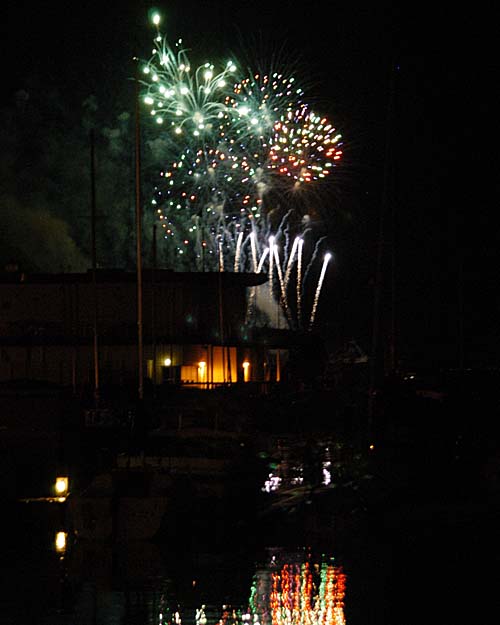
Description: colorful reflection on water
2,501,347,625
154,549,346,625
247,550,346,625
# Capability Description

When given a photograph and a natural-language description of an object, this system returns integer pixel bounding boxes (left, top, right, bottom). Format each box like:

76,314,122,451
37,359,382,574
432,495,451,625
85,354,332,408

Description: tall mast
90,128,99,406
135,59,144,401
368,60,398,422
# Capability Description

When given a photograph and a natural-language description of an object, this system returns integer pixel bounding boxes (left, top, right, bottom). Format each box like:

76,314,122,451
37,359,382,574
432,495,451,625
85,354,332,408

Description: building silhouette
0,268,303,394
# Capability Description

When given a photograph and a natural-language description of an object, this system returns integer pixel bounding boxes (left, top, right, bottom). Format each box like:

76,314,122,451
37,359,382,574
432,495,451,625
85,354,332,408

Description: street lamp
54,476,69,501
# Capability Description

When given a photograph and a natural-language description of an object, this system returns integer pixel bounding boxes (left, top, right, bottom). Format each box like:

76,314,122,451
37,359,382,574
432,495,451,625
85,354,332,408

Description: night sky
2,2,495,372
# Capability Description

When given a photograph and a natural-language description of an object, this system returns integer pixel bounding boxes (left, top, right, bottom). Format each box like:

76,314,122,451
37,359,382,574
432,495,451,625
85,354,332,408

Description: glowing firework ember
140,13,343,330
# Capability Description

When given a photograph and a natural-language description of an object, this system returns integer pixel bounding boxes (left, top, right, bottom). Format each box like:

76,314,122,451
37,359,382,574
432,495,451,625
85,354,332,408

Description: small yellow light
198,361,206,383
55,477,68,497
55,531,67,553
242,361,250,382
164,358,172,366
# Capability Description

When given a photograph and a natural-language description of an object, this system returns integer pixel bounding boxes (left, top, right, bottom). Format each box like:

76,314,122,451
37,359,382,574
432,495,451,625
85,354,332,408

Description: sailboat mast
135,60,144,401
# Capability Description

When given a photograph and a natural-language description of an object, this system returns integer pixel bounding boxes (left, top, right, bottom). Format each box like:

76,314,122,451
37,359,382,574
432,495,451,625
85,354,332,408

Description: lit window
198,361,206,383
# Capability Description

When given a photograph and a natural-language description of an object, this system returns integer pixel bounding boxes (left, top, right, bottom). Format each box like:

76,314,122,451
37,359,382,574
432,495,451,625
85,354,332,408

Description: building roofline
0,268,268,287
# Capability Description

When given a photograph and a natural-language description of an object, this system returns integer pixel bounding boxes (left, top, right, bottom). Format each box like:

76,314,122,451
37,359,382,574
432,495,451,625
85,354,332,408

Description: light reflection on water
2,502,346,625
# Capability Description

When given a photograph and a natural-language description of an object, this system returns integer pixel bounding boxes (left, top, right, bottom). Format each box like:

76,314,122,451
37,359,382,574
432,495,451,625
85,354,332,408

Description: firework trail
302,235,328,289
309,252,332,330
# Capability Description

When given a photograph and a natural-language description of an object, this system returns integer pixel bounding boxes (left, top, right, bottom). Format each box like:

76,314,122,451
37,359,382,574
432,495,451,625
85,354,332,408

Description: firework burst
140,13,343,329
141,13,238,138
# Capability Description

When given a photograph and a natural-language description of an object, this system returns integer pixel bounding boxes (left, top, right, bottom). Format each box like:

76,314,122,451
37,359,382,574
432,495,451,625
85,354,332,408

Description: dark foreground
1,371,499,623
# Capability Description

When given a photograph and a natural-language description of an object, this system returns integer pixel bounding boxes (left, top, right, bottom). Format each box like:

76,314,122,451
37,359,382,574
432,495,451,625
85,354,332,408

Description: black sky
3,2,496,371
